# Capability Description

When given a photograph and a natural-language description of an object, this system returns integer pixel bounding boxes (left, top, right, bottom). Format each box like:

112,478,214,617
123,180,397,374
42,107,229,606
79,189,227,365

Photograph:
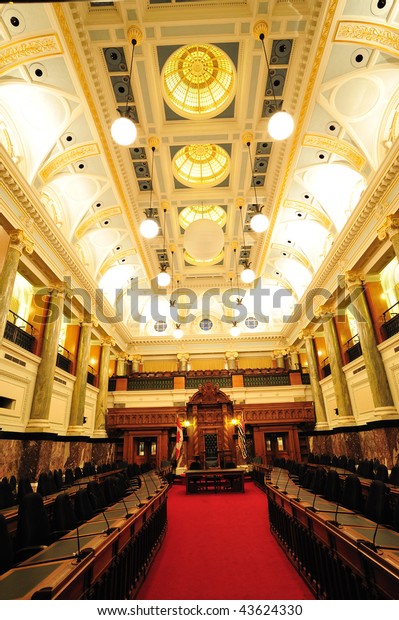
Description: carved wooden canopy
187,381,233,410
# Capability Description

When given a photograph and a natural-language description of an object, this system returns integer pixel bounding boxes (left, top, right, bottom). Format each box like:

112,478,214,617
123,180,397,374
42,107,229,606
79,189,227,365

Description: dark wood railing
56,344,73,373
345,333,362,362
4,310,36,352
382,301,399,339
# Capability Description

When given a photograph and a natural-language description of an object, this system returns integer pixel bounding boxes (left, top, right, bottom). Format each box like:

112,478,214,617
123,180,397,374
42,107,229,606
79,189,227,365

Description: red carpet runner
138,481,314,600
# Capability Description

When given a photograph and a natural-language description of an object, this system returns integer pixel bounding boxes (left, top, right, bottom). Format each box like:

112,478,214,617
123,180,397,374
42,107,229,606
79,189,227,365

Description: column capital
9,229,34,255
377,215,399,241
101,337,115,347
79,312,97,327
177,352,190,361
345,270,365,291
299,328,314,340
128,353,142,362
225,350,238,359
49,281,69,297
315,304,335,319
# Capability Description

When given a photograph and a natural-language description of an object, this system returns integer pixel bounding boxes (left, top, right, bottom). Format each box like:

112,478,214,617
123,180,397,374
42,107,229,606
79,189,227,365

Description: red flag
175,415,184,462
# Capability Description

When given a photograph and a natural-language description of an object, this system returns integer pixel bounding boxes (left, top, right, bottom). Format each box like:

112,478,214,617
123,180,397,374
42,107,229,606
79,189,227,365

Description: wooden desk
185,469,245,494
265,471,399,599
0,481,168,599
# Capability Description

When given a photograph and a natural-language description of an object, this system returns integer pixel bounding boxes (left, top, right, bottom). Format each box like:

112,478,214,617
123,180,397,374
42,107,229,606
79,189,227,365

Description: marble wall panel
0,438,116,480
309,427,399,468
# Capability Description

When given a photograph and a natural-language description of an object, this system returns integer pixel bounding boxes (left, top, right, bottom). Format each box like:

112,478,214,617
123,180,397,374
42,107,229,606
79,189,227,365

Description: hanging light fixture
173,323,183,339
237,199,255,284
253,21,294,141
140,138,159,239
111,26,142,146
157,205,171,287
245,135,269,233
230,321,241,338
169,246,176,307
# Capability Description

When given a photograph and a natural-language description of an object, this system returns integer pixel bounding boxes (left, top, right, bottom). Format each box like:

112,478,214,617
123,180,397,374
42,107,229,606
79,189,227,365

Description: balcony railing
56,344,73,373
382,301,399,339
321,357,331,378
345,334,362,362
301,371,311,385
4,310,36,352
87,364,97,386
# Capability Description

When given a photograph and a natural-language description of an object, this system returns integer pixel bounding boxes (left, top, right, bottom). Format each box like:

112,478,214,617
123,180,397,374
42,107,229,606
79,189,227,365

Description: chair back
323,469,341,502
341,474,363,512
52,492,77,533
0,479,15,509
0,514,14,575
364,480,390,524
17,477,33,502
15,492,50,549
374,464,389,483
74,489,95,523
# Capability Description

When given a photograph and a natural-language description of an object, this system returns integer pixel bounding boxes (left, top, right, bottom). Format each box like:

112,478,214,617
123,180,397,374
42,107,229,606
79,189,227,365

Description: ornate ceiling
1,0,399,356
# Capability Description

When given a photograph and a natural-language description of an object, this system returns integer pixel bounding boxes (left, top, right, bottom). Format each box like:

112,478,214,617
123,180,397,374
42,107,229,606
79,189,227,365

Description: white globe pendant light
140,217,158,239
173,324,183,339
254,24,295,141
110,29,142,147
250,210,269,233
111,116,137,147
230,321,241,337
268,110,294,141
184,218,224,262
241,263,255,284
157,268,171,287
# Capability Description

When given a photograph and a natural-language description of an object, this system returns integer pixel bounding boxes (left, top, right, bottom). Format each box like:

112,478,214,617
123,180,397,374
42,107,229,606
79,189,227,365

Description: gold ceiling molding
335,20,399,58
0,121,14,158
184,248,224,266
284,199,333,230
39,143,100,183
53,4,151,281
99,248,137,278
303,133,366,171
172,143,230,187
258,0,339,272
75,206,122,240
271,243,313,272
0,34,62,75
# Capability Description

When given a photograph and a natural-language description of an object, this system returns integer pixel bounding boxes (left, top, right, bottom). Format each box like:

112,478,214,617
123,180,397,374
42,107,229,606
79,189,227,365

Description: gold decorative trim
8,229,34,255
0,34,62,75
303,133,366,171
252,20,268,41
54,4,151,280
335,20,399,58
377,215,399,240
127,25,143,46
99,248,137,278
284,199,333,230
258,0,340,271
39,143,100,183
271,243,313,272
75,206,122,240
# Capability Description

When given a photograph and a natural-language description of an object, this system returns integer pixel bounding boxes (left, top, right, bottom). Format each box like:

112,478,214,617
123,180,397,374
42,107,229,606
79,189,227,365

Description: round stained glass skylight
162,44,235,119
173,143,230,188
179,204,226,230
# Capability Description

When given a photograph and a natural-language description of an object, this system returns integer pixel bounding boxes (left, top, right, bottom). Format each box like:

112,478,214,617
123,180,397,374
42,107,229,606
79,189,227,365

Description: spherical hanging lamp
111,26,142,147
173,324,183,339
250,210,269,233
157,268,171,287
184,219,224,262
241,264,255,284
268,110,294,141
230,321,241,337
140,217,158,239
111,116,137,147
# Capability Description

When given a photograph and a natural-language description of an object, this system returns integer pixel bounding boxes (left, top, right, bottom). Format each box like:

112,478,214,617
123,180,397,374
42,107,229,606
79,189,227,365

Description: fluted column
288,348,300,370
346,272,397,420
301,330,328,429
378,215,399,260
318,306,355,424
94,338,113,437
177,352,190,371
116,356,126,376
225,350,238,370
27,283,66,432
274,351,286,369
131,354,142,372
68,317,94,435
0,230,34,347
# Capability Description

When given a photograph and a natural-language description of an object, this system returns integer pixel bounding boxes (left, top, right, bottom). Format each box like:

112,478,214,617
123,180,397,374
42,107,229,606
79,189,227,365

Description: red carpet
138,481,314,600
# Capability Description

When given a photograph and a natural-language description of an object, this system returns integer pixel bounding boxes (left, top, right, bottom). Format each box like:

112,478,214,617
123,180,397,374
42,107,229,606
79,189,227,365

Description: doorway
265,433,288,466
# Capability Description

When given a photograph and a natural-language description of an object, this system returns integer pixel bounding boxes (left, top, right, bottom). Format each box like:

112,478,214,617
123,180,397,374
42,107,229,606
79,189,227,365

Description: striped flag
174,415,184,464
237,415,248,460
